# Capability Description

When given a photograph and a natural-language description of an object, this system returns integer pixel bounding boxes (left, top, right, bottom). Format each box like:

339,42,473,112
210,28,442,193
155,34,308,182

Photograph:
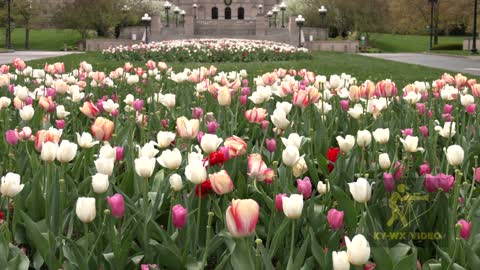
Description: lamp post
258,4,263,15
267,11,273,28
318,5,327,28
273,7,279,28
428,0,437,50
296,15,305,48
6,0,12,49
472,0,478,54
164,1,172,27
280,2,287,28
174,7,180,27
193,3,198,20
180,10,186,27
141,13,152,43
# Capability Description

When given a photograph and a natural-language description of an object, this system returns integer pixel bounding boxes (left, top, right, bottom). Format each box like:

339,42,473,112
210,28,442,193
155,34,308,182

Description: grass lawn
369,33,467,53
0,28,82,51
22,51,479,87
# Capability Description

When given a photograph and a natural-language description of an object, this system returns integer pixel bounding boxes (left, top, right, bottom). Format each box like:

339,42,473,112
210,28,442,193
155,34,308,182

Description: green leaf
230,239,255,270
269,218,290,257
292,236,310,270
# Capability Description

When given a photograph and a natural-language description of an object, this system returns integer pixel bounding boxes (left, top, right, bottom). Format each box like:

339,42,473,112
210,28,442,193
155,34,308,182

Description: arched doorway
225,7,231,20
238,7,245,20
212,7,218,20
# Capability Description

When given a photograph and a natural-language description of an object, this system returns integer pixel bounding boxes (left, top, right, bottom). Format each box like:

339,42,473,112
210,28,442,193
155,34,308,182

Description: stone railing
463,39,480,50
304,40,359,53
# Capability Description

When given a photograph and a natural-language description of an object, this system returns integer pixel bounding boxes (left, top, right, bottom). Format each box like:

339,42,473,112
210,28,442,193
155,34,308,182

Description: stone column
151,15,162,34
288,16,298,46
255,15,266,37
185,15,194,37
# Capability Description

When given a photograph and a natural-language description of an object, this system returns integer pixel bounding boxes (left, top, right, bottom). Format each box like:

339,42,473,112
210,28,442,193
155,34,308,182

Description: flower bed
102,39,311,62
0,58,479,269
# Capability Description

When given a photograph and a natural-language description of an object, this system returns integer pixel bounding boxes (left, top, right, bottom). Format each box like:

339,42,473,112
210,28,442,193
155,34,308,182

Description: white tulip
169,173,183,191
102,99,119,113
345,234,371,265
218,87,231,106
159,93,176,108
91,173,109,194
134,157,156,178
435,122,456,138
76,132,99,148
403,91,422,104
19,105,35,121
461,94,475,106
76,197,96,223
400,136,424,153
356,130,372,148
348,104,364,119
157,131,176,148
372,128,390,144
282,194,304,219
315,101,332,115
41,142,58,162
317,180,329,194
200,134,223,153
126,74,139,85
99,142,116,159
185,160,207,184
138,141,159,158
56,140,78,163
124,94,135,105
14,85,29,101
276,101,292,114
348,178,372,203
94,157,115,176
271,109,290,130
282,145,300,167
336,135,355,153
56,105,70,119
0,173,24,197
157,148,182,169
281,133,303,149
332,251,350,270
378,153,391,170
446,145,464,166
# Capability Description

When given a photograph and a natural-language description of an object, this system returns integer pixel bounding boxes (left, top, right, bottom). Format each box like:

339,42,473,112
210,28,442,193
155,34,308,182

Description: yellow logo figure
387,184,429,227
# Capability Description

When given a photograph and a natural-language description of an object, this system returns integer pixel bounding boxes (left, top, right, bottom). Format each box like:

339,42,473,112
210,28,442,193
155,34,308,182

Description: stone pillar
255,15,266,37
151,15,162,34
185,15,194,37
288,16,299,46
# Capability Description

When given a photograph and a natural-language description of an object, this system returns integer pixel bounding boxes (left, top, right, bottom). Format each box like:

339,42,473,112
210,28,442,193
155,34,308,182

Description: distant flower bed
102,39,311,62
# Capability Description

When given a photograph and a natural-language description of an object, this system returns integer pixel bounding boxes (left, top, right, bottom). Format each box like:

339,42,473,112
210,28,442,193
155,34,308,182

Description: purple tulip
419,163,431,176
132,99,144,111
161,119,169,129
297,177,312,199
96,99,105,112
275,193,287,212
241,87,250,95
393,162,404,181
172,204,187,229
242,79,249,87
8,84,15,94
340,100,350,111
416,103,425,115
25,96,33,105
197,131,204,144
207,121,219,134
266,139,277,153
239,95,247,105
327,209,344,230
191,107,203,119
46,88,56,98
444,104,453,114
457,219,471,239
107,193,125,218
383,173,395,192
424,174,438,193
437,173,454,192
5,130,18,145
261,120,269,130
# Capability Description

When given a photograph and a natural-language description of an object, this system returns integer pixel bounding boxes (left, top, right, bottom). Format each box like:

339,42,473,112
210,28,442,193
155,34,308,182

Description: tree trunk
25,21,30,50
434,0,439,45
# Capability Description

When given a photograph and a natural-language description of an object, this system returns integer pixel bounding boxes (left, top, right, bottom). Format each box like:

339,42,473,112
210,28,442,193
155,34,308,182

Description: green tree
13,0,43,49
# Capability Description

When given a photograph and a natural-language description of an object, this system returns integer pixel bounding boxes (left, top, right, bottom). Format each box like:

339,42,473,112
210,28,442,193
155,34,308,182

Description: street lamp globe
258,4,263,14
318,5,327,28
280,2,287,11
295,15,305,48
174,6,180,14
141,13,152,44
318,5,327,14
164,1,172,10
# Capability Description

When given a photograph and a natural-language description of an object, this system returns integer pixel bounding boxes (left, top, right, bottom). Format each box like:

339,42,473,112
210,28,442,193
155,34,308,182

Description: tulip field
0,55,480,270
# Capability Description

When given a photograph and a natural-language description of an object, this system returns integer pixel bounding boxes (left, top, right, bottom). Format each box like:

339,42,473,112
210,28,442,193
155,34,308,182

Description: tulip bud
327,209,344,230
41,141,58,162
56,119,65,129
157,148,182,169
275,193,287,212
383,173,395,192
172,204,188,229
340,100,350,111
209,170,234,195
345,234,371,265
169,174,183,191
134,157,156,178
296,177,312,199
356,130,372,148
282,194,304,219
92,173,109,194
348,178,372,203
107,193,125,218
265,138,277,153
5,130,18,145
0,173,24,197
446,145,464,166
207,121,219,134
457,219,471,239
378,153,391,170
115,146,124,161
76,197,96,223
419,163,431,176
56,140,78,163
466,104,476,115
419,126,429,137
332,251,350,270
226,199,259,238
444,104,453,114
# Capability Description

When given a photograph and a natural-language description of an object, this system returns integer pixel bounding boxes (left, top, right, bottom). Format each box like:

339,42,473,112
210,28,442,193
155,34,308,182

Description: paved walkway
361,53,480,76
0,51,82,65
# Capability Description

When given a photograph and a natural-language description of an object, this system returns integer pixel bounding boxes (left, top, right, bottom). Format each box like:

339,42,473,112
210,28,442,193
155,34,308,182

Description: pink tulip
25,96,33,105
261,120,269,130
197,131,204,144
141,264,158,270
419,163,431,176
297,177,312,199
5,130,18,145
8,84,15,94
393,162,403,181
457,219,471,239
424,174,438,193
111,109,119,118
474,168,480,183
401,128,413,137
466,104,476,115
340,99,350,111
115,147,124,161
437,173,454,192
266,138,276,153
416,103,425,115
18,127,32,140
427,110,433,118
96,99,105,112
419,126,429,137
383,173,395,192
327,209,344,230
275,194,287,212
161,119,169,129
172,204,187,229
207,121,219,134
444,104,453,114
191,107,203,119
132,99,144,111
442,113,452,122
225,199,259,238
56,120,65,129
241,87,250,95
242,80,249,88
107,193,125,218
46,88,56,98
239,95,247,105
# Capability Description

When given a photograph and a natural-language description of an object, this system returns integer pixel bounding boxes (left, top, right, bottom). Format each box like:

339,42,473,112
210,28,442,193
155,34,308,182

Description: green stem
200,212,214,270
194,185,202,252
6,198,11,239
87,212,108,261
143,177,150,261
84,223,89,264
289,220,296,263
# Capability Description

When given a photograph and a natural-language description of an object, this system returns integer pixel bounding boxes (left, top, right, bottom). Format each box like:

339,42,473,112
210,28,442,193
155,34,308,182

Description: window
225,7,231,20
212,7,219,19
238,7,244,20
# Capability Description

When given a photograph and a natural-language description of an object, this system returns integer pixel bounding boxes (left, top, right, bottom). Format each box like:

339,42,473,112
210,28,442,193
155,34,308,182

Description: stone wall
463,39,480,50
85,39,137,51
304,40,359,53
